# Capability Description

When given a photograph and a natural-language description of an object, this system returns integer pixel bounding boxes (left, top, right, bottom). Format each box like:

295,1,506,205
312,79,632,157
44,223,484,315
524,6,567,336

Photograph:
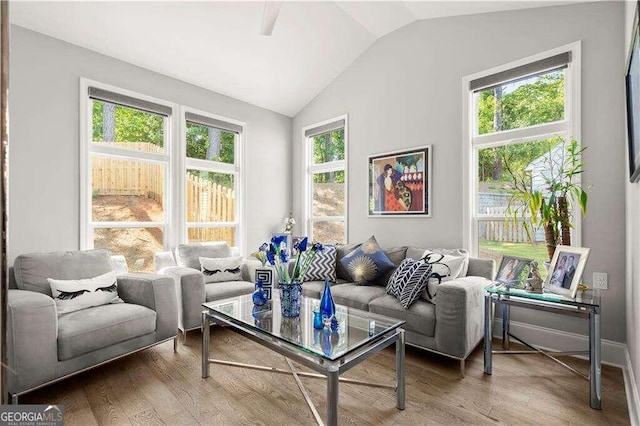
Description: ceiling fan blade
260,1,283,36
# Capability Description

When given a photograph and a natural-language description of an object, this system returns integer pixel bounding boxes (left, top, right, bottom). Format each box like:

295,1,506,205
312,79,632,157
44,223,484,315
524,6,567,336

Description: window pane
92,157,164,221
186,170,235,222
312,221,345,244
478,220,548,280
186,122,235,163
477,137,562,215
188,227,235,246
313,129,345,164
476,69,565,135
312,171,345,217
94,227,163,273
92,100,164,152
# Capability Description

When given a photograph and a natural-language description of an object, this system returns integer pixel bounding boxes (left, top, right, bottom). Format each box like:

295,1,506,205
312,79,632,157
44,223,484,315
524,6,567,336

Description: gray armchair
154,242,257,342
7,249,178,402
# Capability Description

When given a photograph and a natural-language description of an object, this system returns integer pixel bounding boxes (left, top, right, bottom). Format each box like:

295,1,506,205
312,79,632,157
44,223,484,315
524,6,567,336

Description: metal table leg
502,303,510,349
484,293,493,375
202,311,210,379
327,367,339,426
396,329,405,410
589,308,602,409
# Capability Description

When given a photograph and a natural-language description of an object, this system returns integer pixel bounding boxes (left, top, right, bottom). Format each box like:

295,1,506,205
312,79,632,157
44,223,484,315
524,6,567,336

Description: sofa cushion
14,249,114,296
205,281,255,302
339,236,395,284
330,283,387,311
420,249,469,303
369,295,436,337
373,246,408,286
200,256,243,283
301,279,348,299
335,243,362,281
302,245,337,282
57,303,156,361
175,242,231,270
48,271,123,315
406,247,470,276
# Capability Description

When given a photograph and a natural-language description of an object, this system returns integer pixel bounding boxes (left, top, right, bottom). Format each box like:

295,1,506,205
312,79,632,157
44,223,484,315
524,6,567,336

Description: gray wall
293,2,627,343
625,0,640,413
9,26,292,263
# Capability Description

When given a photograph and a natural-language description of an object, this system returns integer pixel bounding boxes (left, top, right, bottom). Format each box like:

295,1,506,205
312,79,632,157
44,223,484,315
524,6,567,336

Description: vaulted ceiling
10,1,586,117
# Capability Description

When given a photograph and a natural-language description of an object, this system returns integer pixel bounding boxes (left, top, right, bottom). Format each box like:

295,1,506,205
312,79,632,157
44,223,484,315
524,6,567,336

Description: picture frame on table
543,245,591,299
290,236,304,256
272,232,292,256
368,145,432,217
495,255,532,289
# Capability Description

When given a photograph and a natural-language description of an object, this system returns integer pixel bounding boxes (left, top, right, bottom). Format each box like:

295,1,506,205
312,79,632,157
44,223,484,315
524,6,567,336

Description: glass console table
483,285,601,409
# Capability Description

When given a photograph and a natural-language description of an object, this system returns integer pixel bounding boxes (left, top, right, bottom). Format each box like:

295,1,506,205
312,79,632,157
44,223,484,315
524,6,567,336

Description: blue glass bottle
253,279,268,306
319,277,336,319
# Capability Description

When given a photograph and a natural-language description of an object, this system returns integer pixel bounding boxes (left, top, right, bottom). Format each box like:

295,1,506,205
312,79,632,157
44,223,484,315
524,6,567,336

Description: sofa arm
467,258,495,280
242,259,261,282
434,276,491,358
7,289,58,394
157,266,205,331
117,273,178,341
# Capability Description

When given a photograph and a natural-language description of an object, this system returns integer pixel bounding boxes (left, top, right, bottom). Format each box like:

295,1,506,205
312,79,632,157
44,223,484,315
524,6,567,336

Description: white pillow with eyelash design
200,256,243,283
48,271,123,315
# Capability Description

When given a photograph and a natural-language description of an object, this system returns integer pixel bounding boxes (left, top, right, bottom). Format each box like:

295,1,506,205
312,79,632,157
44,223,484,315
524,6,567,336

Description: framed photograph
368,145,432,217
544,245,591,299
272,232,292,255
290,236,304,256
495,255,532,289
627,5,640,183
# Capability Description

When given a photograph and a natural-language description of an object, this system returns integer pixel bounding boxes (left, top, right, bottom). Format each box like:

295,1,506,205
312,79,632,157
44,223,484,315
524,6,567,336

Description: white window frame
461,42,582,256
79,78,176,252
180,106,245,251
80,79,246,257
302,114,348,243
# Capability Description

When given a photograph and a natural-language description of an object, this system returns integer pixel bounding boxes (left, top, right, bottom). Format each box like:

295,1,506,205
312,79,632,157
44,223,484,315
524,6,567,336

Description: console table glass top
485,284,600,308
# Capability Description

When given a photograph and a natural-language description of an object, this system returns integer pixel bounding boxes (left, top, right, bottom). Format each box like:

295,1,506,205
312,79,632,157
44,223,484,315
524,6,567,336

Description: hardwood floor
22,327,630,425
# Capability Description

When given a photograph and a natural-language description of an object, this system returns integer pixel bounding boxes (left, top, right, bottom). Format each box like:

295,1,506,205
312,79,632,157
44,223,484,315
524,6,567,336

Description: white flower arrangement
283,212,296,233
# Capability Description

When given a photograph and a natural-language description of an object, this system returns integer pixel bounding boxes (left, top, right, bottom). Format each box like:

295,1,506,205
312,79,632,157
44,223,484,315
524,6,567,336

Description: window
303,116,347,244
184,111,242,246
81,81,245,271
464,46,580,274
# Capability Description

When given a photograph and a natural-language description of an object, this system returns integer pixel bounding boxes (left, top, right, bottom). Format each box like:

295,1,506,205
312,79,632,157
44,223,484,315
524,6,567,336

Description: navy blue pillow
340,236,395,284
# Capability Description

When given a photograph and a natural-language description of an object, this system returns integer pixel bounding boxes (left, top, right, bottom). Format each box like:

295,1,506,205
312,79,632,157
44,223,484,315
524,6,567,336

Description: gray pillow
14,249,113,296
175,242,231,270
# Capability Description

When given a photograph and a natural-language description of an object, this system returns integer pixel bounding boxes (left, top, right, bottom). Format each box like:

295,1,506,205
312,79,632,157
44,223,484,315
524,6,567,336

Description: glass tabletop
203,294,405,361
485,283,601,308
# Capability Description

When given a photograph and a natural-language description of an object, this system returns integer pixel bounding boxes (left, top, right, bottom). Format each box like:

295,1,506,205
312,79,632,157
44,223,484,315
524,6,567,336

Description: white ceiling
10,1,587,117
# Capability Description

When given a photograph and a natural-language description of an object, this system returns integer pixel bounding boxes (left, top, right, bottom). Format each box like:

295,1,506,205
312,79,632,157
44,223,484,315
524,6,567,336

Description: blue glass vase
279,281,302,317
253,279,268,306
319,277,336,319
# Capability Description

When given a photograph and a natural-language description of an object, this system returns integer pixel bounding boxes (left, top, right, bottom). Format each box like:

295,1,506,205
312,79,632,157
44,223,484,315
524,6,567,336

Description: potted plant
505,137,588,262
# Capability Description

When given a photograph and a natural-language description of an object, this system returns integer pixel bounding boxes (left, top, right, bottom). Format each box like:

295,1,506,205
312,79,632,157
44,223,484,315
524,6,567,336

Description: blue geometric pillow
340,236,395,284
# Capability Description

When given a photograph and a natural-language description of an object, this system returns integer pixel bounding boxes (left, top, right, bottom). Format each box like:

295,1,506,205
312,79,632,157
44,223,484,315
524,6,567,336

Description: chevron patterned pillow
302,245,337,282
398,261,434,309
386,258,419,297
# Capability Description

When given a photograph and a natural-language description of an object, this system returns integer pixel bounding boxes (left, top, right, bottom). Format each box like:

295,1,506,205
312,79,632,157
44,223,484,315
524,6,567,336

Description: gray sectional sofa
7,249,178,402
154,242,257,341
302,244,495,374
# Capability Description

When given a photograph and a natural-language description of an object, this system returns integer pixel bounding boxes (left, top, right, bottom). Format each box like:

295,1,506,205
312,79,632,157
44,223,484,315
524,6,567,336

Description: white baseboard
624,347,640,426
492,318,626,367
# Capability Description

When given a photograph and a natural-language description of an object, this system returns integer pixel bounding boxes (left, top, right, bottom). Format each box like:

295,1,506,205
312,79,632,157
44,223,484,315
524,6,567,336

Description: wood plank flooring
21,327,630,425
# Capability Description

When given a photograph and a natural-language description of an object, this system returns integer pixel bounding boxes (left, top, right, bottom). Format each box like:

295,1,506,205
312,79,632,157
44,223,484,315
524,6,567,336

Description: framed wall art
626,9,640,183
368,145,432,217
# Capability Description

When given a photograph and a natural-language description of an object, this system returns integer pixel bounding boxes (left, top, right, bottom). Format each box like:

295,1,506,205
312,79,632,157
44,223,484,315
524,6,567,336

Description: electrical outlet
593,272,608,290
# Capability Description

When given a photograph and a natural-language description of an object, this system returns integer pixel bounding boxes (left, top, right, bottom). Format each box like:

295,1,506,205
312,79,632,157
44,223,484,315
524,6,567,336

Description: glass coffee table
202,294,406,426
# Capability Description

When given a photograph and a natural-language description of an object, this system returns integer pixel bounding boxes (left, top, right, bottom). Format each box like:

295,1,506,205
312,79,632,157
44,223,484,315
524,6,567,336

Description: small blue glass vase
313,311,323,330
319,277,336,319
252,279,268,306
